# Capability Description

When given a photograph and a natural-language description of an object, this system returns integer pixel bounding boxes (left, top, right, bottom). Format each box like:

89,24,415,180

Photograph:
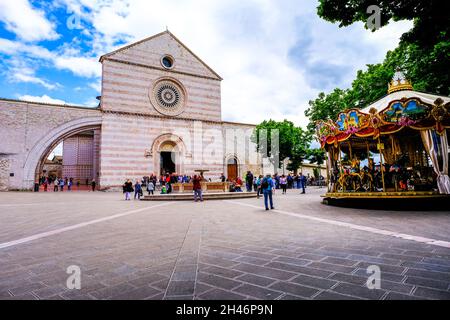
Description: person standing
68,178,73,191
54,178,59,192
134,180,142,200
280,175,287,194
43,178,48,192
245,171,253,192
91,179,96,192
261,174,274,211
123,179,133,200
300,172,307,194
256,175,263,199
59,178,65,192
193,174,203,202
147,180,154,195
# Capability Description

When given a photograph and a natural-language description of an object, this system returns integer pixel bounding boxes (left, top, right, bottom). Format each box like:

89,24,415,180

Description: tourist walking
134,180,142,200
193,174,203,202
43,179,48,192
91,179,96,192
68,178,73,191
280,175,287,194
53,178,59,192
59,178,65,191
261,174,274,211
123,179,133,200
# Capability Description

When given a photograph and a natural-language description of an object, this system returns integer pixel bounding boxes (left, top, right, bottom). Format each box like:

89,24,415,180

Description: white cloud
5,58,61,90
18,94,66,105
13,73,60,90
53,56,101,77
52,0,412,127
88,80,101,92
0,37,101,79
0,0,59,41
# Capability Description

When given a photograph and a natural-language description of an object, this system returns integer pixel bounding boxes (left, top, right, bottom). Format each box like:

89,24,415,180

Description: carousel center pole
378,136,386,192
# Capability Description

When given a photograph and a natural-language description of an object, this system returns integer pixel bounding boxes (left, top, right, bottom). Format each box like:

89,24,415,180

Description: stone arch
22,116,102,189
150,133,187,175
224,153,241,181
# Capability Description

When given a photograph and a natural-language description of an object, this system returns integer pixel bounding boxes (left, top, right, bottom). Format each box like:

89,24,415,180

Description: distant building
42,155,63,179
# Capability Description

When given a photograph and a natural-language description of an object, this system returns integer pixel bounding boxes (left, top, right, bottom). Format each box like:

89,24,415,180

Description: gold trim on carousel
322,191,448,199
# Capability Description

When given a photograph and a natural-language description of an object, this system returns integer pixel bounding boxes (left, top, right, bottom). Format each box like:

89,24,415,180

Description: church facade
0,31,261,191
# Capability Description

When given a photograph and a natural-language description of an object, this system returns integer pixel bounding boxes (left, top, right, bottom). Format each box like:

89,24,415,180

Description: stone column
93,128,101,184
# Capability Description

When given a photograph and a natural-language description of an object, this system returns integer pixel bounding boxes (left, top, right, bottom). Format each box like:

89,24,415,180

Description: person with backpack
134,180,143,200
261,174,274,211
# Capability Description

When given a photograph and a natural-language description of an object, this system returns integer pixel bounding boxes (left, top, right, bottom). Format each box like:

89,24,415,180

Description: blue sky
0,0,413,128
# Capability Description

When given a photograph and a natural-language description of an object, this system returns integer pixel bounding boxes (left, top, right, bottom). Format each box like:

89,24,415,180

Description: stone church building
0,31,261,191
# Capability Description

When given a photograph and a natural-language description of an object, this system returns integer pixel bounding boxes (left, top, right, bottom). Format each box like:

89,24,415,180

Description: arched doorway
159,141,178,175
36,129,100,191
227,157,238,181
22,117,102,189
151,133,186,176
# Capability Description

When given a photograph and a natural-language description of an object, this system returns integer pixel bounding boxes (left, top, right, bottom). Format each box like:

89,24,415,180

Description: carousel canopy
316,69,450,148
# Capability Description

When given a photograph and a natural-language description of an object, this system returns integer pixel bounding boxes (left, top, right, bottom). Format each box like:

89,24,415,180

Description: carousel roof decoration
316,68,450,148
388,68,413,94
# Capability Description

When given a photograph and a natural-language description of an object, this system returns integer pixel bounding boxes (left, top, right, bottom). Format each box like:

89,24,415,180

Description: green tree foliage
305,0,450,132
317,0,449,46
252,119,311,171
308,148,326,166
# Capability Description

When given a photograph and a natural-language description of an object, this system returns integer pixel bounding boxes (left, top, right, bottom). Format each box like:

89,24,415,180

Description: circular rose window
150,79,186,116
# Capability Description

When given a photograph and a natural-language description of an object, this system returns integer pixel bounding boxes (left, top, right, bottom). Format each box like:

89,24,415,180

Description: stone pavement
0,188,449,300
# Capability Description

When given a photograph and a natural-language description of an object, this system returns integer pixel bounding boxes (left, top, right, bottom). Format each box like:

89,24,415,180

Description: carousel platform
141,191,257,201
322,191,450,210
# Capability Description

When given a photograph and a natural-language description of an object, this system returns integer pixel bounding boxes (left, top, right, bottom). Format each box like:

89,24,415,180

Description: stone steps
141,192,257,201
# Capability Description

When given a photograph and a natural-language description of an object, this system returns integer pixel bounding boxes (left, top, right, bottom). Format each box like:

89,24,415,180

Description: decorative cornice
101,109,256,127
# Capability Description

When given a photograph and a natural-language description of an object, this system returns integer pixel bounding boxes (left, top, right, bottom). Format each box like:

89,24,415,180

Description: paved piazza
0,188,450,300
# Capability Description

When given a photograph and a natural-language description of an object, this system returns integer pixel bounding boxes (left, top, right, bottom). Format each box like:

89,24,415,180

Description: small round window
161,55,174,69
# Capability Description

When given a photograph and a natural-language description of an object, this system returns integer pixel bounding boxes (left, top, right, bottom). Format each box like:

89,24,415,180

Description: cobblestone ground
0,187,449,300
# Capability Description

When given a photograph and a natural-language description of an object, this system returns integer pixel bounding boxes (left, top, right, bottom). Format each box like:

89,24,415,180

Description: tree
317,0,449,47
252,119,311,172
304,88,348,133
308,148,326,167
305,1,450,131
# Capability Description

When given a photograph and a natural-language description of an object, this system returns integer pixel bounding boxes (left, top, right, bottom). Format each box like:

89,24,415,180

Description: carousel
316,69,450,205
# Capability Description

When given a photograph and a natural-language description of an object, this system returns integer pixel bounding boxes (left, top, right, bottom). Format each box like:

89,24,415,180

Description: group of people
228,171,309,195
122,173,205,201
38,176,96,192
123,171,315,211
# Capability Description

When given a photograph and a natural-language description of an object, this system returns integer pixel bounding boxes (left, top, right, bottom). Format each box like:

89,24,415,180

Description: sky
0,0,413,132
